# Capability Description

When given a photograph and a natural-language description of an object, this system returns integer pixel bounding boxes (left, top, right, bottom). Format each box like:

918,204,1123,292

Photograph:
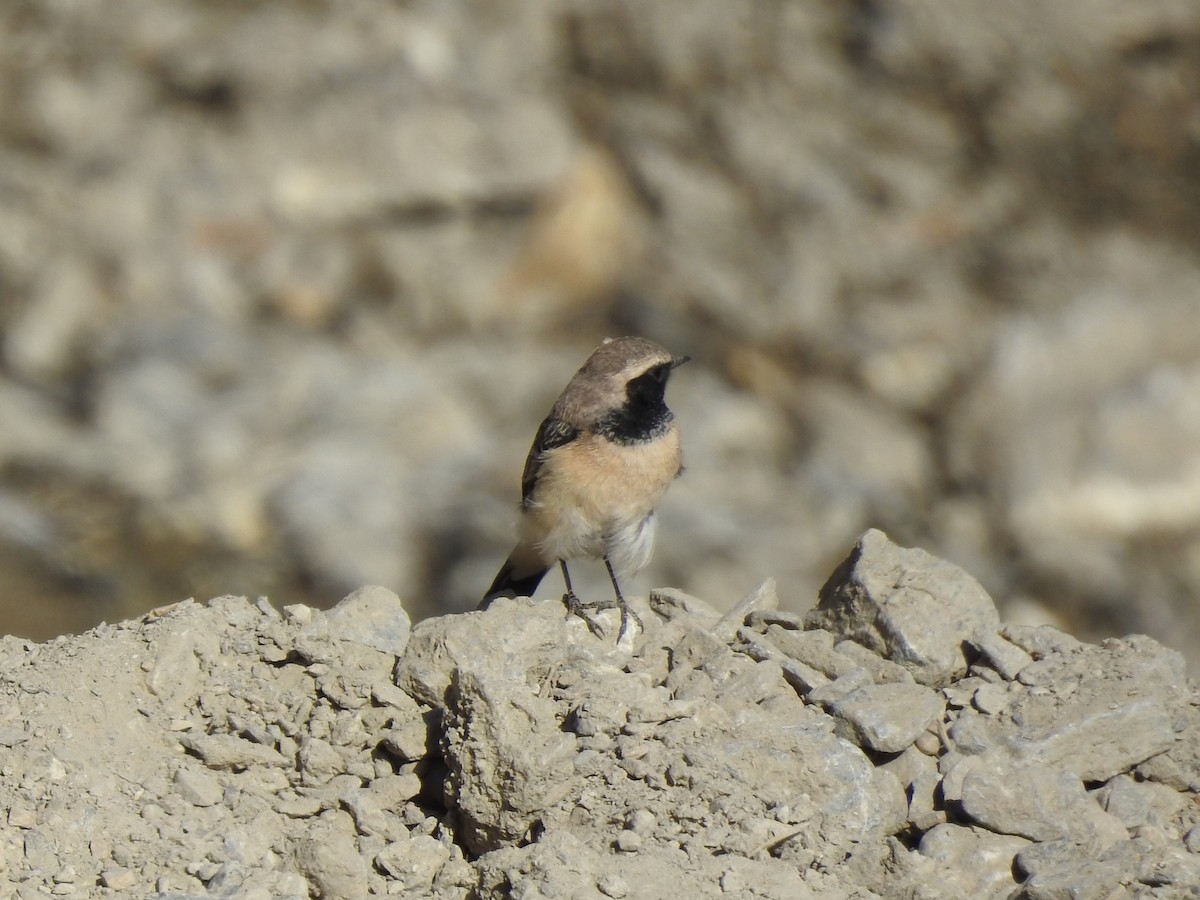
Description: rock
957,762,1127,850
1137,708,1200,792
395,598,584,707
806,530,1001,687
971,631,1035,681
295,815,369,899
375,834,449,889
475,830,820,900
173,765,224,808
711,578,779,641
946,635,1184,782
143,629,203,712
819,679,943,754
309,585,411,657
442,667,579,854
179,734,288,770
753,626,847,681
917,824,1030,898
342,787,404,841
1095,773,1185,829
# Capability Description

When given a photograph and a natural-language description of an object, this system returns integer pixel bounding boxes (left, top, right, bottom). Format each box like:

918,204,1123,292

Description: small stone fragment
298,737,345,785
918,823,1029,898
375,834,448,888
971,682,1011,715
822,679,943,753
173,765,223,807
626,808,656,834
316,585,411,656
1014,840,1127,899
99,869,137,890
712,578,779,641
180,734,287,770
275,794,325,818
959,762,1127,849
296,816,369,899
614,829,641,852
598,871,629,898
8,803,37,828
1185,824,1200,853
972,631,1034,681
343,788,402,840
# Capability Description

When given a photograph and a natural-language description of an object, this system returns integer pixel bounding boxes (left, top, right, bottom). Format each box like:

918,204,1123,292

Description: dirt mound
2,532,1196,898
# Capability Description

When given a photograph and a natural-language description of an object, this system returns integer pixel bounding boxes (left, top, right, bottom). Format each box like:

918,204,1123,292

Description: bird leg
560,560,610,637
604,557,643,639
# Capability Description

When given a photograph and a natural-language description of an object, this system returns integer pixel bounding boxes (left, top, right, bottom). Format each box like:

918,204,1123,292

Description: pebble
615,830,642,852
99,869,136,890
626,808,656,833
1185,824,1200,853
8,804,37,828
173,766,223,807
598,872,630,898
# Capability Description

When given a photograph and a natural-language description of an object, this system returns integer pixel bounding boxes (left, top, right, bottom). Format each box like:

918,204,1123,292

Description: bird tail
480,544,550,607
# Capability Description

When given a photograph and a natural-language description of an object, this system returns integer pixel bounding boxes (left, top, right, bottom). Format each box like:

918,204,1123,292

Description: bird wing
521,416,580,508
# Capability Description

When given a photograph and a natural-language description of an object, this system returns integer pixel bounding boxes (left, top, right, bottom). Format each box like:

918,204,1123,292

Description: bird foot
563,591,641,641
563,591,611,637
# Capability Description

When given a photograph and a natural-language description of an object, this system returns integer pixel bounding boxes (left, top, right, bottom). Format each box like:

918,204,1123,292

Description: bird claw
563,591,611,637
563,591,641,641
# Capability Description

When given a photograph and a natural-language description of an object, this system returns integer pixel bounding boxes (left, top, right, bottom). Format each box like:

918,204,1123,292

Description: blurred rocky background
2,0,1200,666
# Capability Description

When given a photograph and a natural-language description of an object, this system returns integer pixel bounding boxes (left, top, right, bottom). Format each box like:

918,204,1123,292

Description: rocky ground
0,530,1196,898
3,0,1200,673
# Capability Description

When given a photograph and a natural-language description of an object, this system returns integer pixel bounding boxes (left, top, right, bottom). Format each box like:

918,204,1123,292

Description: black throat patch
594,364,676,445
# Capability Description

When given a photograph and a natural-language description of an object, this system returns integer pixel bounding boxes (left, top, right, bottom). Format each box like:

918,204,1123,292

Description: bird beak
670,355,691,369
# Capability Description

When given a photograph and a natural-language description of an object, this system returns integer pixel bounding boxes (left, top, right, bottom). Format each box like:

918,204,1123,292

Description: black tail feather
480,561,549,607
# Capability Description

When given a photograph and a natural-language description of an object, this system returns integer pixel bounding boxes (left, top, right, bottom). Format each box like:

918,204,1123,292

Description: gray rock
1185,824,1200,853
917,824,1030,899
381,715,431,763
375,834,449,889
755,626,848,680
396,596,604,707
947,636,1185,782
712,578,779,641
971,631,1035,681
364,772,423,808
821,679,943,754
1095,773,1185,829
675,714,909,864
806,529,1001,687
1137,707,1200,792
879,745,943,828
172,765,223,808
307,585,411,657
646,588,724,626
442,668,579,854
1001,624,1086,660
297,737,345,785
474,829,821,900
179,734,288,770
832,639,916,685
295,814,369,899
1010,834,1200,899
143,630,204,713
342,787,404,841
958,762,1127,849
735,627,830,695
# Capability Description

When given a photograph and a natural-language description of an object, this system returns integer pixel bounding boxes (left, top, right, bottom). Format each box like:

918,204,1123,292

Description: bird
482,336,689,637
